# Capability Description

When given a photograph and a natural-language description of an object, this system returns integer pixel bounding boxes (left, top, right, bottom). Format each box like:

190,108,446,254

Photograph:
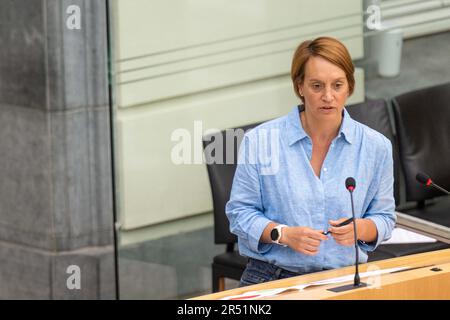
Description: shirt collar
287,105,308,146
287,105,355,146
340,108,355,144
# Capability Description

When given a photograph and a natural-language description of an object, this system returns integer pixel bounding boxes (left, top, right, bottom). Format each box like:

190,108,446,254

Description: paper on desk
382,228,437,244
220,266,409,300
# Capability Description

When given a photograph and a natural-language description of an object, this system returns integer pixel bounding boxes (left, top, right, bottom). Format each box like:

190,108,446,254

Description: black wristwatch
270,224,288,247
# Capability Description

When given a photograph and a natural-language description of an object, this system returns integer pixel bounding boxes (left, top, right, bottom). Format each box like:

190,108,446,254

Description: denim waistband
248,258,302,278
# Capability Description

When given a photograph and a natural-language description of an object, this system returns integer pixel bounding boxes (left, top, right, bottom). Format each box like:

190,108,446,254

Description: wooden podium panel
193,249,450,300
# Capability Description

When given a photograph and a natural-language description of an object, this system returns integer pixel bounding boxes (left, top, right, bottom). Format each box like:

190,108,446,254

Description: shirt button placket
317,181,326,266
316,182,325,226
320,165,327,266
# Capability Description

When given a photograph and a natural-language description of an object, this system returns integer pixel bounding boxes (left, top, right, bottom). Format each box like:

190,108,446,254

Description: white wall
369,0,450,38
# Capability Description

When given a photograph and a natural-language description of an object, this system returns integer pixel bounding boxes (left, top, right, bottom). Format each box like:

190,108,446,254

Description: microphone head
416,172,432,186
345,177,356,191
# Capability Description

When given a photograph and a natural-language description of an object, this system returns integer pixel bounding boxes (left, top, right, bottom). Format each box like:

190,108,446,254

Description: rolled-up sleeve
359,138,397,252
225,133,273,254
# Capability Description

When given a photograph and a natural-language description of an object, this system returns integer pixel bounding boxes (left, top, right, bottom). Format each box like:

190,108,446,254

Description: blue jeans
239,258,305,287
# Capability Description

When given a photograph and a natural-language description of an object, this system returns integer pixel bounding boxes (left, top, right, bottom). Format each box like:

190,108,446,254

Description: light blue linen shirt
225,105,396,273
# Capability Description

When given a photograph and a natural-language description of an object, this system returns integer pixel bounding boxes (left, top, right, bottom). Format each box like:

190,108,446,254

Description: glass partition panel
108,0,365,299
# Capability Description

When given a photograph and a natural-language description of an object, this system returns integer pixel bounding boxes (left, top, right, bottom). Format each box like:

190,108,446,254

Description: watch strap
272,224,288,247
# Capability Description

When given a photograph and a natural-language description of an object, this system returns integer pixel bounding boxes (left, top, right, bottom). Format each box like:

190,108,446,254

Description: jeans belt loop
274,267,282,279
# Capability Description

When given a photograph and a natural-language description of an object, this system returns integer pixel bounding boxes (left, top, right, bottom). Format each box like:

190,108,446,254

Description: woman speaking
225,37,396,287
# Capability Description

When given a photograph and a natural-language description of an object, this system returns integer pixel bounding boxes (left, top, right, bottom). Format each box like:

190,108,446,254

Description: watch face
270,228,279,241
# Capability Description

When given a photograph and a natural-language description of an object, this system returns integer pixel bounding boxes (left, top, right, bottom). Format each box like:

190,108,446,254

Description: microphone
416,172,450,195
345,177,362,287
328,177,367,292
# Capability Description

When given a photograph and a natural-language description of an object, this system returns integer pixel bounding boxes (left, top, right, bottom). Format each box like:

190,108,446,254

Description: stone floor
364,31,450,100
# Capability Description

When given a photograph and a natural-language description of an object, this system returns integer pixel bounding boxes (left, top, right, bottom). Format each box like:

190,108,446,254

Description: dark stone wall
0,0,115,299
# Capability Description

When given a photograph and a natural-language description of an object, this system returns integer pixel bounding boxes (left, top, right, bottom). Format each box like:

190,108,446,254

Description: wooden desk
193,249,450,300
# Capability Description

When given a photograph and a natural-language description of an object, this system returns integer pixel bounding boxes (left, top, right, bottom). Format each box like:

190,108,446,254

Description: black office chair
392,82,450,227
347,98,450,261
203,122,261,292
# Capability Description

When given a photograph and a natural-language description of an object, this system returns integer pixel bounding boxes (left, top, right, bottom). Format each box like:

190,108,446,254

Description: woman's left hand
327,218,364,246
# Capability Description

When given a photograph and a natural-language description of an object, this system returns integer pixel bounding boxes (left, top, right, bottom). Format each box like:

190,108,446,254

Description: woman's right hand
281,226,328,256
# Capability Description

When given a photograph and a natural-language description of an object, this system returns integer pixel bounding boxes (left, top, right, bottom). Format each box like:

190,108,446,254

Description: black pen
323,217,354,235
